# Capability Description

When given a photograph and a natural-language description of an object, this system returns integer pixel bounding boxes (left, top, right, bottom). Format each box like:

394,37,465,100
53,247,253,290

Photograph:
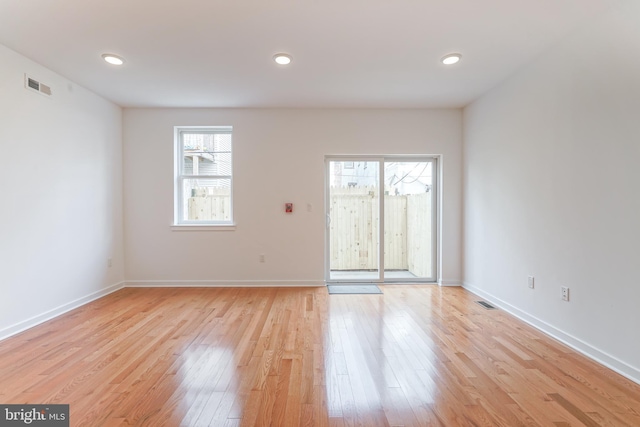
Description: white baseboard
0,281,125,342
463,282,640,386
439,279,462,286
125,279,325,288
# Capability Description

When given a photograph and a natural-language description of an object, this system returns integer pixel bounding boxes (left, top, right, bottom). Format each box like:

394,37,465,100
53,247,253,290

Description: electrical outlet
561,286,570,301
528,276,534,289
108,258,112,268
259,254,265,263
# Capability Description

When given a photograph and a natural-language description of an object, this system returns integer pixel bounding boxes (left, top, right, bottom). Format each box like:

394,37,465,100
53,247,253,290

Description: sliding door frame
325,155,439,284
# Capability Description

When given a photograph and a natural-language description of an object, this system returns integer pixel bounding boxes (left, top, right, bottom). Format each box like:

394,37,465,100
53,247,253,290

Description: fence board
407,193,432,278
384,196,407,269
329,186,410,271
187,188,231,221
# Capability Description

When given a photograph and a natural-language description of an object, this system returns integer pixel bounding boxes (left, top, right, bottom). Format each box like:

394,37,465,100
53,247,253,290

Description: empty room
1,0,640,425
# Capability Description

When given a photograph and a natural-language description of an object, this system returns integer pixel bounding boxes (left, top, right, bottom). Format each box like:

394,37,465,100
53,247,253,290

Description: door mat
327,285,383,295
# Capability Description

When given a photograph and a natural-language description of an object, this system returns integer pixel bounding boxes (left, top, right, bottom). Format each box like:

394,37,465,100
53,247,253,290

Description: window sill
171,224,236,231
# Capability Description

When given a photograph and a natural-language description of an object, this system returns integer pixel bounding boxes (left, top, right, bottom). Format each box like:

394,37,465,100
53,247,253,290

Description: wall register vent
24,74,52,97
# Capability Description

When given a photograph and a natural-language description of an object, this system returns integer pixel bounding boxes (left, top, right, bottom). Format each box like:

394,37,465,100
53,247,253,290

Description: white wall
0,44,124,338
463,0,640,382
123,108,462,285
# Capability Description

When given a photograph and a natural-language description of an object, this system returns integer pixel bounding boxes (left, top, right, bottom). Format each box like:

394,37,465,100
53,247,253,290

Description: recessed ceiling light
441,53,461,65
102,54,125,66
273,53,292,65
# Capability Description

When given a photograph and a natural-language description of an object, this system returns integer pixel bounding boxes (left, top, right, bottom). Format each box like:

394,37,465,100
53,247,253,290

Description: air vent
27,77,39,90
475,301,497,310
24,74,52,97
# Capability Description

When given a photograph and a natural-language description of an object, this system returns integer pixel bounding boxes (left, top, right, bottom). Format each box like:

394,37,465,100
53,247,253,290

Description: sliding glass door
383,160,435,280
327,160,381,281
326,156,437,283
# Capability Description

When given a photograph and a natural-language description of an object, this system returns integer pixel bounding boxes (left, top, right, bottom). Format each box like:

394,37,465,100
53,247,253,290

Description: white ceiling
0,0,619,108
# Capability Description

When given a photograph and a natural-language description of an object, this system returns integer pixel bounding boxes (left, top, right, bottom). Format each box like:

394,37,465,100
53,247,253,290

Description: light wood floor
1,286,639,426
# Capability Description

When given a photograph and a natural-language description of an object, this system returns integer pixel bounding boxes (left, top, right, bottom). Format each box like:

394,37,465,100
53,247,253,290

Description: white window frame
172,126,235,230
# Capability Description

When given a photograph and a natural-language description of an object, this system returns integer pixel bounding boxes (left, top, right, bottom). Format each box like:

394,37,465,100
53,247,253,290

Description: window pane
384,161,434,279
182,132,232,176
182,178,231,221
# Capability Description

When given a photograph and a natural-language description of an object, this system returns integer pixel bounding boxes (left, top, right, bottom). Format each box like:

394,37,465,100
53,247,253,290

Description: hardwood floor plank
284,356,304,426
1,286,639,426
549,393,604,427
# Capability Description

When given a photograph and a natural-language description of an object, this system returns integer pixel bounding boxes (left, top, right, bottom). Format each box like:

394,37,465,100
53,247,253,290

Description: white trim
383,281,439,286
463,282,640,386
0,281,125,342
436,154,442,285
324,159,330,281
171,224,236,231
324,155,439,283
378,160,385,281
439,279,462,287
125,280,325,288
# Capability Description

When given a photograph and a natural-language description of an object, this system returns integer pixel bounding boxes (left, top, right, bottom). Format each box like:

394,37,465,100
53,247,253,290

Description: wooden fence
329,186,432,277
406,191,432,277
187,188,231,221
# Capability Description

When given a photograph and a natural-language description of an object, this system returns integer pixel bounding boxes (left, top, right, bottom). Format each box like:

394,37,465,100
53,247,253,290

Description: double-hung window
174,126,233,226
